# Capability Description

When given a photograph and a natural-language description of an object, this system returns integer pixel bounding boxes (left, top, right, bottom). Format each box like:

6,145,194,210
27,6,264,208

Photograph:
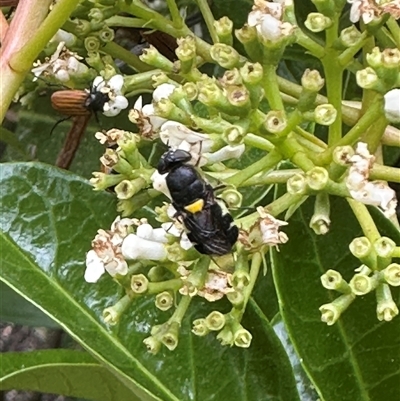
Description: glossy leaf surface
272,197,400,401
0,162,301,401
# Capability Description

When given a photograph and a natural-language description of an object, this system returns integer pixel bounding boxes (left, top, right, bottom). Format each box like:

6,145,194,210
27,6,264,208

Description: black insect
157,149,238,256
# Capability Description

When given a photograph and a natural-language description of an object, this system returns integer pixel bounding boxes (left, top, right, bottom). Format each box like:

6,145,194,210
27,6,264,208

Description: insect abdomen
51,90,91,116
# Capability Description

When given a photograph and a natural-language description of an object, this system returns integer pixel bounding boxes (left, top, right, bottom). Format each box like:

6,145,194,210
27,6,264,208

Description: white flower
153,83,176,102
347,0,379,24
161,222,193,250
257,207,289,247
159,121,214,162
384,89,400,123
129,96,167,138
121,234,167,261
151,170,171,197
84,216,136,282
84,250,106,283
31,42,88,82
93,75,128,117
51,29,76,46
345,142,398,217
247,0,295,42
202,144,245,165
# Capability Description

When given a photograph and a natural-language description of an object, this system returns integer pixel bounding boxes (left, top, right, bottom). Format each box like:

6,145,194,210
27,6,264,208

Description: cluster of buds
77,0,400,353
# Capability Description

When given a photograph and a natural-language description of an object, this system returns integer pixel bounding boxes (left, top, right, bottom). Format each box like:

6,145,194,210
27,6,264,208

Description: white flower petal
108,74,124,92
151,170,171,197
92,76,105,90
384,89,400,123
153,83,176,102
84,250,105,283
122,234,167,260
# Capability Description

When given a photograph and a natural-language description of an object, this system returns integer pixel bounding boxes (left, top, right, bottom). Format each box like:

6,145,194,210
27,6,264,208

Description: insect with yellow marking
157,149,238,256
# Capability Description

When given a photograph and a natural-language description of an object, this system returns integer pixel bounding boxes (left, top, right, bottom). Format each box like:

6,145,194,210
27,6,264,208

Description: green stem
316,98,383,165
195,0,219,43
322,54,343,146
347,198,381,243
263,64,284,110
166,0,184,29
225,149,282,187
231,252,262,321
103,41,153,72
265,193,305,216
338,31,369,67
0,0,53,122
105,16,147,28
241,169,300,187
244,134,274,152
392,247,400,258
148,278,183,294
9,0,81,72
170,295,192,324
370,164,400,183
386,17,400,48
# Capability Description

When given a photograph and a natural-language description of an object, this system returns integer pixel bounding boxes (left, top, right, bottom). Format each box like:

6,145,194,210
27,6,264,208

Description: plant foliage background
1,0,400,401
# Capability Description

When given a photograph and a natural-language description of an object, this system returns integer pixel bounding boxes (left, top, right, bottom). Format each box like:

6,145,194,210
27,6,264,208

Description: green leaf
0,281,59,328
0,161,301,401
272,196,400,401
0,349,137,401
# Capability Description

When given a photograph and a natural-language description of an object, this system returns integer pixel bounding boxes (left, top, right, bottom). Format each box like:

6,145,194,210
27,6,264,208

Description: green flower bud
340,26,362,48
356,67,379,90
381,48,400,70
220,188,243,208
349,237,374,262
287,173,307,195
131,273,149,294
235,24,257,44
102,294,132,325
349,273,379,295
373,237,396,258
86,51,104,71
243,63,264,85
182,82,198,101
332,145,354,166
226,290,245,306
321,270,351,293
306,167,329,190
175,36,196,74
319,293,356,326
223,124,246,145
232,270,250,290
155,291,174,311
98,26,114,43
143,336,162,354
75,19,91,36
220,68,242,87
301,69,325,92
382,263,400,287
148,265,165,282
90,172,124,190
192,318,210,336
314,104,337,125
264,110,287,134
304,12,332,32
376,283,399,322
210,43,241,69
84,36,101,52
205,311,226,331
310,192,331,235
226,85,251,110
161,321,180,351
139,45,174,72
115,178,146,200
214,16,233,45
233,326,252,348
154,98,190,124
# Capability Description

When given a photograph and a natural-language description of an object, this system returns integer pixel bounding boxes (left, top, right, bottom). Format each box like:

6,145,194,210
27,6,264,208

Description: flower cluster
28,0,398,352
